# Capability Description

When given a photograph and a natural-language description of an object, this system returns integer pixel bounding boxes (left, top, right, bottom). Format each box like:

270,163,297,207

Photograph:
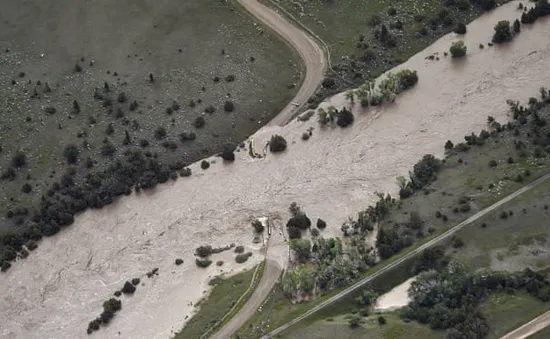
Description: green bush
454,22,467,34
235,252,252,263
492,21,512,43
450,40,467,58
200,160,210,170
12,152,27,167
336,107,354,127
175,258,184,265
196,245,213,257
196,258,212,268
224,101,235,112
269,135,287,153
121,281,136,294
235,245,245,254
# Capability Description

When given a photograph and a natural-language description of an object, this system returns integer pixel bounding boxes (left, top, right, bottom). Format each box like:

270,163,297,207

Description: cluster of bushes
87,298,122,334
521,0,550,24
398,154,442,198
194,243,236,268
286,203,312,239
402,263,550,338
375,212,425,259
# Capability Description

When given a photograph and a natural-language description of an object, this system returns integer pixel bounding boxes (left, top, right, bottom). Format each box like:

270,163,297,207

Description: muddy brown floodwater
1,1,549,338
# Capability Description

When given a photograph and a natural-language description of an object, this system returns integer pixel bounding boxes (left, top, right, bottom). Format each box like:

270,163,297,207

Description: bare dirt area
1,2,550,339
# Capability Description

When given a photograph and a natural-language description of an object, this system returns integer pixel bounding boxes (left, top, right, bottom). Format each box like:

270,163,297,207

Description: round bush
269,135,287,153
454,23,467,34
450,40,467,58
201,160,210,170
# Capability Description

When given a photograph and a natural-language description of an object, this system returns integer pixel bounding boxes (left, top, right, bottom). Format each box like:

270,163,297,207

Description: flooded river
1,2,549,338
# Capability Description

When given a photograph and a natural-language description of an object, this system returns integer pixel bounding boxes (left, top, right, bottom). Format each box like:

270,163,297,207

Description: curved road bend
500,310,550,339
262,173,550,338
238,0,327,127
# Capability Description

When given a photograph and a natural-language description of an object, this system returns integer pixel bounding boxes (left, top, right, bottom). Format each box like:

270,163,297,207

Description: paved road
237,0,326,127
262,173,550,338
500,310,550,339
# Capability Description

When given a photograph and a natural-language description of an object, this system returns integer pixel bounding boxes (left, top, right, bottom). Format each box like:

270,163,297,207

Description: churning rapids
1,1,549,338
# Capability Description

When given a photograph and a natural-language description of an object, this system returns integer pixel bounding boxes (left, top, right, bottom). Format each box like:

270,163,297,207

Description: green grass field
0,0,299,245
174,263,262,339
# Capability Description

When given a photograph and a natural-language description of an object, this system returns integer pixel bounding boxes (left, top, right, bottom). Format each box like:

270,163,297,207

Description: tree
454,22,467,34
322,77,336,88
63,144,80,164
290,239,311,262
336,107,354,127
269,135,287,153
513,19,521,33
450,40,467,58
221,147,235,161
154,126,167,140
194,116,206,128
224,100,235,112
492,21,512,43
123,130,131,145
117,92,127,103
201,160,210,170
317,218,327,229
12,151,27,167
121,281,136,294
378,316,387,325
445,140,454,150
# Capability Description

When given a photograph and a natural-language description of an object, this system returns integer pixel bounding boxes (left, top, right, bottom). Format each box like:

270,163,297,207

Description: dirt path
238,0,327,126
500,310,550,339
262,173,550,338
211,220,288,339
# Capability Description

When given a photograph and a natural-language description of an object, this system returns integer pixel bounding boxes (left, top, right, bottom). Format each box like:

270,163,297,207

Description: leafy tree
121,281,136,294
336,107,354,127
154,126,167,140
317,218,327,229
252,219,264,233
224,101,235,112
194,116,206,128
290,239,311,262
492,21,512,43
200,160,210,170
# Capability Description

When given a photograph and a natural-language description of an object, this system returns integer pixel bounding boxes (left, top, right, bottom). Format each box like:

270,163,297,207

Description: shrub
454,23,467,34
348,315,361,328
225,74,235,82
252,219,264,233
63,144,80,164
302,132,310,141
131,278,140,286
378,316,387,325
26,240,38,251
175,258,184,265
500,211,508,219
317,218,327,229
336,107,354,127
196,245,213,257
21,183,32,193
489,160,497,168
194,116,206,128
492,21,512,43
221,148,235,161
388,7,397,16
179,132,196,142
117,92,127,103
216,260,224,266
224,101,235,112
1,167,16,181
196,258,212,268
450,40,467,58
322,77,336,88
139,139,150,148
395,69,418,92
269,135,287,153
200,160,210,170
121,281,136,294
513,19,521,33
236,252,252,263
1,261,11,272
12,152,27,167
154,127,167,140
452,236,465,248
234,245,245,254
180,168,192,177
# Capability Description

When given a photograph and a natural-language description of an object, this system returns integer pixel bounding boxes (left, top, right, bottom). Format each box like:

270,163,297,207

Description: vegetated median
0,0,300,271
173,261,265,339
234,87,550,338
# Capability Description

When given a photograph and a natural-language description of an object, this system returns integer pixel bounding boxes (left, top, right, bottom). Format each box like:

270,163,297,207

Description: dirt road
238,0,326,126
500,310,550,339
211,221,288,339
262,172,550,338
